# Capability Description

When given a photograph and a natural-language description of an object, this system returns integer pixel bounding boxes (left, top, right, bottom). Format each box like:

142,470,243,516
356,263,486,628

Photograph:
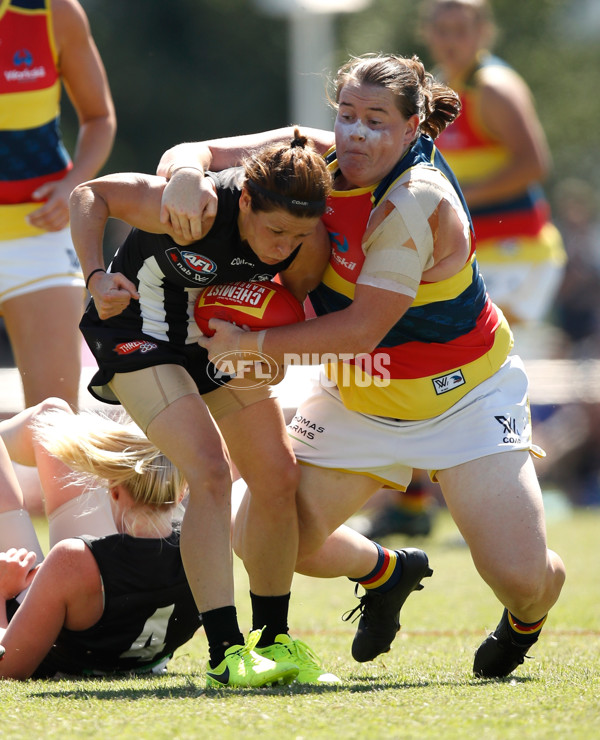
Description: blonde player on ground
0,398,200,679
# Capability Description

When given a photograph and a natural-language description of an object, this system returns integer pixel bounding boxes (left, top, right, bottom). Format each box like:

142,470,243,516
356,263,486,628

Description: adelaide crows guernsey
310,135,513,420
435,53,564,267
0,0,72,239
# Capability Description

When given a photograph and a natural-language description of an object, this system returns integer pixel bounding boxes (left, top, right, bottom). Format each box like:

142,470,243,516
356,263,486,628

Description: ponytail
334,53,461,140
243,127,332,217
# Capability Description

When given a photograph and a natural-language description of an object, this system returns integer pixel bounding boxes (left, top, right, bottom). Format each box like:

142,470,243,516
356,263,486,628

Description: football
194,280,305,337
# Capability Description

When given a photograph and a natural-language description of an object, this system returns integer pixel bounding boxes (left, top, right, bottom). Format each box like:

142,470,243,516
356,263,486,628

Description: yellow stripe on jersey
329,186,374,199
319,260,357,301
46,0,59,66
0,204,47,240
325,313,513,420
412,256,476,307
475,223,568,265
442,146,509,183
0,82,61,130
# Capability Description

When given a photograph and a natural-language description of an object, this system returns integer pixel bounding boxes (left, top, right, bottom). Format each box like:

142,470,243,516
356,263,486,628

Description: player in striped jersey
69,134,340,686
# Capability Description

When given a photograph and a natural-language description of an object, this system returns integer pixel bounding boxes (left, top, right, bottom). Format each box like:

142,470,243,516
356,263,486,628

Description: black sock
201,606,244,668
250,592,291,646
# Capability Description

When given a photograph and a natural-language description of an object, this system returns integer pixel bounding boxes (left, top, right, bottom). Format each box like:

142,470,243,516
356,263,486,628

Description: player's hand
87,270,140,319
160,171,217,242
198,319,284,383
197,318,246,366
0,548,40,600
27,180,73,232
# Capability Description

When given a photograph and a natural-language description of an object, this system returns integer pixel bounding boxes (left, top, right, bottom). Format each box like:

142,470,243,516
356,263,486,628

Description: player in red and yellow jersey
421,0,566,326
0,0,115,409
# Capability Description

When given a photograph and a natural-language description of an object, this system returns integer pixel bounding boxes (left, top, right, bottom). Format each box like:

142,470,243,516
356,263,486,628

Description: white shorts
0,228,84,306
479,260,564,323
287,355,542,489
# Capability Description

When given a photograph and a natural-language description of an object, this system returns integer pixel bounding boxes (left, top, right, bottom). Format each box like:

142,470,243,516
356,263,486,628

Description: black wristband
85,268,106,290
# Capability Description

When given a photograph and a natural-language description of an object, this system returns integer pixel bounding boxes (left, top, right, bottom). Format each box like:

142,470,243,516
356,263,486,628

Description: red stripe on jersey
0,166,71,203
473,201,550,241
369,299,501,380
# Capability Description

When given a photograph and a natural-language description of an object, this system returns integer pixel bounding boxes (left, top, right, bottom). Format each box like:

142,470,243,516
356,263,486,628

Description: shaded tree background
64,0,599,203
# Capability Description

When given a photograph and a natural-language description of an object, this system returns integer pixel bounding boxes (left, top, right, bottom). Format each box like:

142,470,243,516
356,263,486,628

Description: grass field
1,505,598,740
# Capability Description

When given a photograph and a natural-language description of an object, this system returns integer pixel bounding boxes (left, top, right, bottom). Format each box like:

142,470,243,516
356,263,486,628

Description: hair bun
291,127,308,149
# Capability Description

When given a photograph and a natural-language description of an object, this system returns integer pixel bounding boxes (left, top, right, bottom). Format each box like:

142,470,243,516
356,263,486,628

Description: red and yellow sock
506,609,547,645
350,543,403,593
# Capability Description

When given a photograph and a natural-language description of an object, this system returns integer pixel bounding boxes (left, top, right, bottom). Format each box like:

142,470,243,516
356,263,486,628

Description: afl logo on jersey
166,248,218,285
182,251,217,274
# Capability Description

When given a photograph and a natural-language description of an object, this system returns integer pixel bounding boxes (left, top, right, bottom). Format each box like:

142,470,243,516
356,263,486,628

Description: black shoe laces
341,584,381,624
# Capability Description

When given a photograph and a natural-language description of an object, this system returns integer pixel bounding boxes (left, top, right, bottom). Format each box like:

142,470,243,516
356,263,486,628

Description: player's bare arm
0,540,102,680
278,221,331,302
463,66,551,207
28,0,115,232
158,128,335,241
69,174,170,318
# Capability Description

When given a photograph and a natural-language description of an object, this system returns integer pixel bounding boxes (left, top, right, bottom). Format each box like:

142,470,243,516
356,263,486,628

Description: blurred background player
420,0,566,330
0,0,116,410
